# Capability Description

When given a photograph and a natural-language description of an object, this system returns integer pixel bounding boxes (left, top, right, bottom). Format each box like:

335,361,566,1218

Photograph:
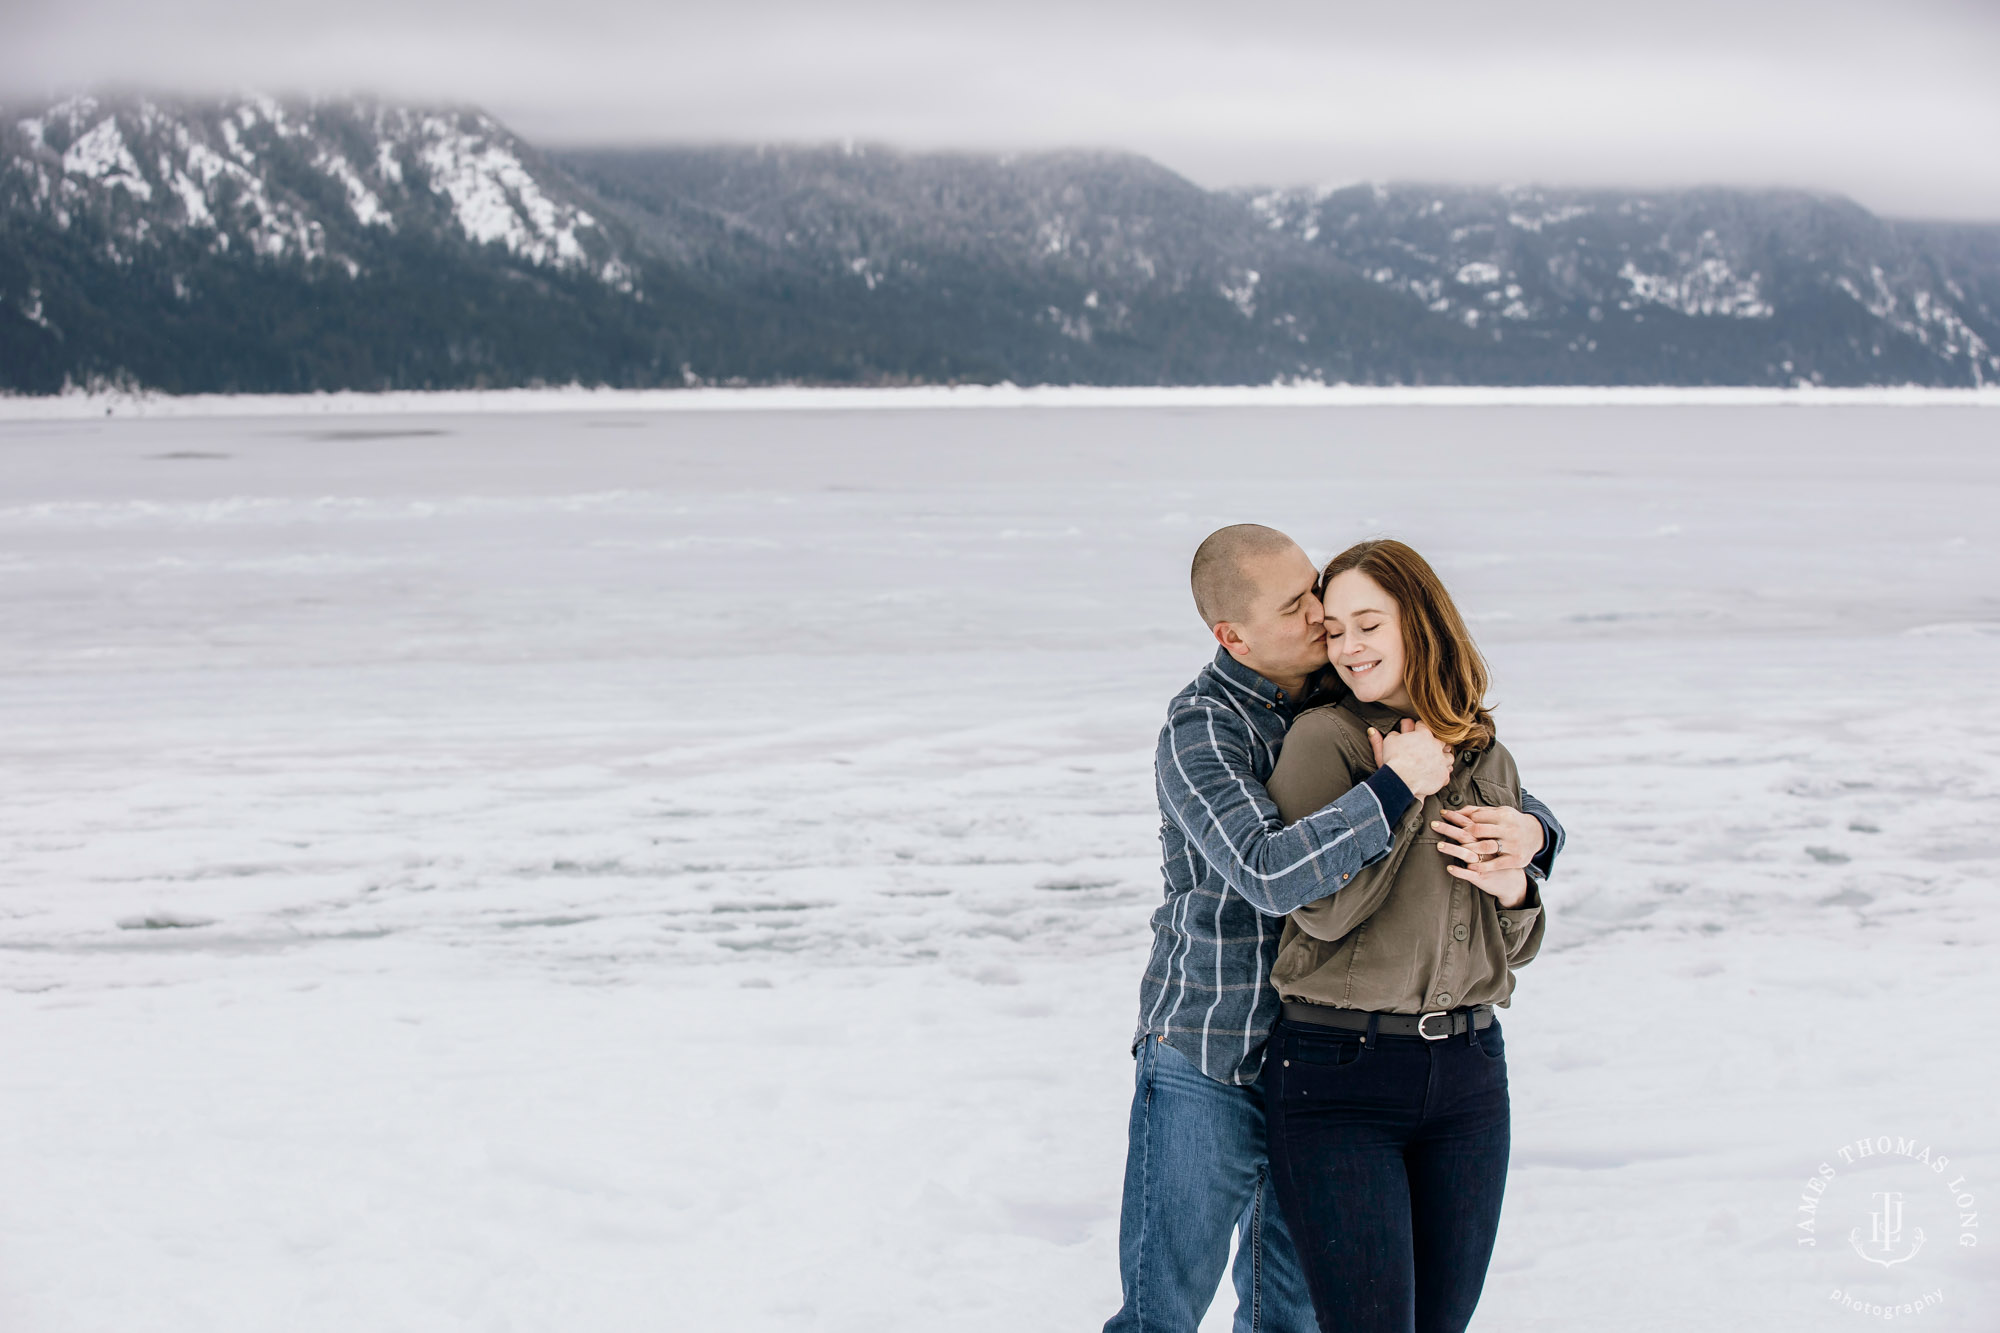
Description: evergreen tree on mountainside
3,93,1996,394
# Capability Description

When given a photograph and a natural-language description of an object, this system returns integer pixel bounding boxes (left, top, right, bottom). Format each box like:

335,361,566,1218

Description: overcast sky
7,0,1998,219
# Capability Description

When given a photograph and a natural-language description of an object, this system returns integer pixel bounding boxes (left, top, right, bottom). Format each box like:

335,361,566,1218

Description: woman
1260,538,1544,1333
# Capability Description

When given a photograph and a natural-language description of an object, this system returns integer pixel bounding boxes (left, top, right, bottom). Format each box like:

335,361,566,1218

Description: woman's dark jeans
1260,1015,1511,1333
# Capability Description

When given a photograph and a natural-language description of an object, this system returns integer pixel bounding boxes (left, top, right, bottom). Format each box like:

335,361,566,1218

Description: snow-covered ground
2,401,1996,1331
6,383,2000,420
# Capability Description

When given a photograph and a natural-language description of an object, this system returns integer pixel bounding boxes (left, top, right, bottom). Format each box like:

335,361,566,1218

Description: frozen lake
2,399,1997,1330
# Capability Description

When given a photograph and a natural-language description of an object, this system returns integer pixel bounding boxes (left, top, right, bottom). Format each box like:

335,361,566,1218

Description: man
1105,525,1565,1333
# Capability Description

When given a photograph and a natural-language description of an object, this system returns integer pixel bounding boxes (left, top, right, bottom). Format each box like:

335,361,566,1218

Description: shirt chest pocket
1440,772,1519,811
1470,775,1520,812
1424,774,1519,842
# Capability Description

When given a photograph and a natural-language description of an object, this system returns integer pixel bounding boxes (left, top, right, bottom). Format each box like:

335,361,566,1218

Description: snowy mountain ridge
7,94,633,288
5,92,2000,393
1240,183,1994,384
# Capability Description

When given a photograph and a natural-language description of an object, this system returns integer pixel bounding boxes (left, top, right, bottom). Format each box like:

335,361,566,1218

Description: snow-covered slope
1243,183,1999,385
4,94,633,288
5,95,2000,393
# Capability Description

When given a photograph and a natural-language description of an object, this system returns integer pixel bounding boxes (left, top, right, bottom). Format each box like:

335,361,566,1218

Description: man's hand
1368,718,1453,799
1445,860,1531,909
1433,806,1545,873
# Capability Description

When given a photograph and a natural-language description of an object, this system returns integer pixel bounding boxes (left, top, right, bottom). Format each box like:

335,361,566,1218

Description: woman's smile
1321,569,1414,710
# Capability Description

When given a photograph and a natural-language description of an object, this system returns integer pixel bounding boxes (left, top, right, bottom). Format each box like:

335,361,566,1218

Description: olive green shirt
1266,698,1545,1014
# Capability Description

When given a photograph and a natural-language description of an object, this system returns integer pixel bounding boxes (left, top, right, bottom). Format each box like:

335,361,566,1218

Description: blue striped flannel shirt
1134,648,1566,1086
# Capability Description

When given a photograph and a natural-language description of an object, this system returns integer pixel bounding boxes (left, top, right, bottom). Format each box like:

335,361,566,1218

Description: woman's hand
1432,805,1544,872
1444,860,1531,909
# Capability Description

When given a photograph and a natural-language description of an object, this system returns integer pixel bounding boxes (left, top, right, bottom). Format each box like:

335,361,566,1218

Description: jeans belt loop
1364,1011,1379,1049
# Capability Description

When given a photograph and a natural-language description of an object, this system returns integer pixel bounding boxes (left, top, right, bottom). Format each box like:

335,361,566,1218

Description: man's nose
1305,594,1325,624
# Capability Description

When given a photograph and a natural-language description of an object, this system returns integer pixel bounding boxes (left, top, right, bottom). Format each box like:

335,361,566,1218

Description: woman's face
1322,568,1411,710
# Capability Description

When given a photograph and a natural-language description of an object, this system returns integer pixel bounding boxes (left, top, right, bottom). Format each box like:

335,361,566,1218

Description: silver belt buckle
1417,1011,1451,1041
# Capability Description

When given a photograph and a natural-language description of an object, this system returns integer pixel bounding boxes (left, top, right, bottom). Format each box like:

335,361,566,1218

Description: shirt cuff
1362,766,1415,827
1526,813,1558,882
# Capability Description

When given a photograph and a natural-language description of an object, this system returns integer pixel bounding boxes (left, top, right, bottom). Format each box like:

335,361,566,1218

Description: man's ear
1212,621,1248,659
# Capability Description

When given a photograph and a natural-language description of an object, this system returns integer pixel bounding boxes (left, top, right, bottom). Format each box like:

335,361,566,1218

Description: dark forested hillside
4,93,1996,394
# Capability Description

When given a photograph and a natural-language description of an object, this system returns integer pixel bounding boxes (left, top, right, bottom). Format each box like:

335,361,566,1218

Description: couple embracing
1105,527,1568,1333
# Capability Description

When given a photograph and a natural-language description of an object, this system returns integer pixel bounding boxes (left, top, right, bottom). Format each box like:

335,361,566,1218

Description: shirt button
1453,924,1469,942
1436,992,1452,1006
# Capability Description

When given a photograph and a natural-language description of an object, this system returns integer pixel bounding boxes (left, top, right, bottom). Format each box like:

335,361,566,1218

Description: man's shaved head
1190,524,1304,628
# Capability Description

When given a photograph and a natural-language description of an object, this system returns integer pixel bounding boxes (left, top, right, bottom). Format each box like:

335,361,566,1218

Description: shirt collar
1208,647,1313,715
1342,696,1491,756
1346,696,1414,733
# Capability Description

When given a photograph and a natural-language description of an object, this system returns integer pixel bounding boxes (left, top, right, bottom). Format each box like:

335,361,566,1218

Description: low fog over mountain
3,93,1996,394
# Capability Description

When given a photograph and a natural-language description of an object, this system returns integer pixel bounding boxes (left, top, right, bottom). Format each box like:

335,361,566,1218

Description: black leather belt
1282,1000,1494,1041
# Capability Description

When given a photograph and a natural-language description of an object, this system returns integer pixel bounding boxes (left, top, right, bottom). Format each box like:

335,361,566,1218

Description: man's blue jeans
1103,1035,1317,1333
